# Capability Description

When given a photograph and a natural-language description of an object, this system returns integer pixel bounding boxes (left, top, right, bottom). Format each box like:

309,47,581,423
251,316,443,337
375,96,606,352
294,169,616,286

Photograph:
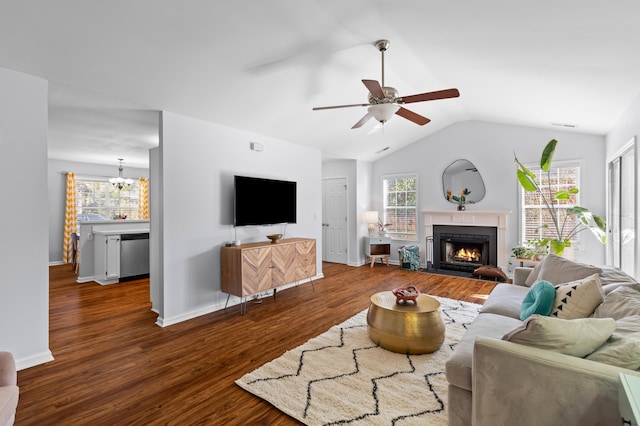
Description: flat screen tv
234,175,297,226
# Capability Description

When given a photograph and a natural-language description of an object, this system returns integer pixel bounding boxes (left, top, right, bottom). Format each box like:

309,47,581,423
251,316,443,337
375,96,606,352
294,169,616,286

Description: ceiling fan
312,39,460,129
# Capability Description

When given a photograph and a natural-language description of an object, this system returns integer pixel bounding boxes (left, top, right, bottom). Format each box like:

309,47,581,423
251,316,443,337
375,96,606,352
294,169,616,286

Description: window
520,162,581,246
76,177,142,221
382,174,418,240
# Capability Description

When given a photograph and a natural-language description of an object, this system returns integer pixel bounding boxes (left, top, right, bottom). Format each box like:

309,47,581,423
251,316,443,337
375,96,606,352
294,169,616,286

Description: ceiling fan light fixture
368,104,399,123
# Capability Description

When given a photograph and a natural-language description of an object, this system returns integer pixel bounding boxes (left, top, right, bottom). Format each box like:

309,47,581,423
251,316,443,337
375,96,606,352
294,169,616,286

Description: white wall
605,93,640,278
48,158,149,264
372,120,606,267
155,111,323,325
0,67,52,369
606,93,640,159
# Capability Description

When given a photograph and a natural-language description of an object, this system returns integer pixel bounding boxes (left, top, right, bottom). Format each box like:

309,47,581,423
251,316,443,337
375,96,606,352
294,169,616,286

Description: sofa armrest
0,352,17,426
512,267,532,286
472,337,640,426
0,352,16,387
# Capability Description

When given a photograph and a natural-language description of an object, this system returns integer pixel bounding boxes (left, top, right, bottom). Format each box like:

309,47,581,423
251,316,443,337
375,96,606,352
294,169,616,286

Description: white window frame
518,159,583,249
76,175,141,221
382,173,418,241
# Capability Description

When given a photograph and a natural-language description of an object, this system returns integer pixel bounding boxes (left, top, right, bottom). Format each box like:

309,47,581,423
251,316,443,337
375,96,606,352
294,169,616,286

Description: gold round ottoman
366,291,445,354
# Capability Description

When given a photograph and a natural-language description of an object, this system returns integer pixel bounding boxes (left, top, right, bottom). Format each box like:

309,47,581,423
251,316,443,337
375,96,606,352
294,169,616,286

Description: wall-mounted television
234,175,297,226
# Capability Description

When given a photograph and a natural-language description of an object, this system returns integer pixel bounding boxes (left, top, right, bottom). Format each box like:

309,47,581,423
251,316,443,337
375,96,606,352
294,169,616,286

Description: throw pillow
502,315,616,357
586,315,640,370
473,265,508,281
523,260,545,287
520,280,556,320
550,274,604,319
524,254,602,287
593,285,640,320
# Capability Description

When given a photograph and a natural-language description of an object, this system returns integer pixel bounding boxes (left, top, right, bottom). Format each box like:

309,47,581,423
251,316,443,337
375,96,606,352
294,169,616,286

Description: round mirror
442,159,486,204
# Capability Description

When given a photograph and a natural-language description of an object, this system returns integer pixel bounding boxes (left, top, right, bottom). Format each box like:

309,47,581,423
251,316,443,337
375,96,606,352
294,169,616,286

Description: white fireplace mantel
423,210,511,271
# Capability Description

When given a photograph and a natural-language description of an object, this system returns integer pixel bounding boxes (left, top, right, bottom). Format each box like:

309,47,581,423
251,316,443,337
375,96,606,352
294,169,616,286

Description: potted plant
511,245,532,259
514,139,606,256
527,238,549,260
452,188,471,211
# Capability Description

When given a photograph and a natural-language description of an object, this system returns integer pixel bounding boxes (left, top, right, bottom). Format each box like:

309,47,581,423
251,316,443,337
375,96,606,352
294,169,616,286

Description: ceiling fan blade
351,112,373,129
400,88,460,104
362,79,385,99
395,107,430,126
313,103,369,111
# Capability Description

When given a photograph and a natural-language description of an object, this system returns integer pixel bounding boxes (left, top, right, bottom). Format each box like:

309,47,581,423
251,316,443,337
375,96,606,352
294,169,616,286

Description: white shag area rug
236,296,481,425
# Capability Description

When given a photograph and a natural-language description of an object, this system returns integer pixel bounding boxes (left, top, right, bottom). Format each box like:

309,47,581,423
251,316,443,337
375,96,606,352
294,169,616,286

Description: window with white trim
520,162,581,246
382,174,418,240
76,177,142,221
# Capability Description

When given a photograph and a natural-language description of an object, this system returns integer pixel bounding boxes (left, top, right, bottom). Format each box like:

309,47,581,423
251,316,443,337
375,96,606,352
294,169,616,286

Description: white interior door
608,141,636,277
322,178,348,264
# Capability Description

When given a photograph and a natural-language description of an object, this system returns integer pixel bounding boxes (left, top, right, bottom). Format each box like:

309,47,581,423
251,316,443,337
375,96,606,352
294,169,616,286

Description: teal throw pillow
520,280,556,320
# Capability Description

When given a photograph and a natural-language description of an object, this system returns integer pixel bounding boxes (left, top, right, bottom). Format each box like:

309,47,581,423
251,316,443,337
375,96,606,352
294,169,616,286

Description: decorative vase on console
452,188,471,211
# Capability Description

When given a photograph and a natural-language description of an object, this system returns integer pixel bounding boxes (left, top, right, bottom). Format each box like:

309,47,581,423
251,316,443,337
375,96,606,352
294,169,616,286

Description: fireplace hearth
432,225,497,274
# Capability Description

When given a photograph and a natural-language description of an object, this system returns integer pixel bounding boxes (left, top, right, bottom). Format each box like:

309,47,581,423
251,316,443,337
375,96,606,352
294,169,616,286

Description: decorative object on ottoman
367,291,445,354
266,234,283,243
398,245,420,270
392,285,420,304
472,265,508,281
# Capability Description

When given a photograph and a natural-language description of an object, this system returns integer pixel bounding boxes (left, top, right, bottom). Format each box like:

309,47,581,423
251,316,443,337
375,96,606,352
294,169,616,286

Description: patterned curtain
139,178,149,219
62,172,77,264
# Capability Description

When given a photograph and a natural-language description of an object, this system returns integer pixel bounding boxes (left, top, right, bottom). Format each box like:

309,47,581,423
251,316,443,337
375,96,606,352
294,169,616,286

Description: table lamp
365,211,379,237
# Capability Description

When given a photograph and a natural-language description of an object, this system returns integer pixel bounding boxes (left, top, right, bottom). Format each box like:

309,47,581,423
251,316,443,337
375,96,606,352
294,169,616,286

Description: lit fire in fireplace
454,247,481,262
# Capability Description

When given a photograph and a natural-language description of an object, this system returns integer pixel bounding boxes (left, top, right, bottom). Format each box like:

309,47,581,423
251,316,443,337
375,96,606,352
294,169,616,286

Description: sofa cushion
445,313,523,391
524,254,602,287
520,280,556,320
585,315,640,370
502,315,616,357
550,274,604,319
599,265,638,289
593,285,640,320
479,284,530,319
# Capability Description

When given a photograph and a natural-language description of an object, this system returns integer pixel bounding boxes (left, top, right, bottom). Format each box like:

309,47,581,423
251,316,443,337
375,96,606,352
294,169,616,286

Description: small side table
365,237,391,268
515,257,541,267
619,373,640,426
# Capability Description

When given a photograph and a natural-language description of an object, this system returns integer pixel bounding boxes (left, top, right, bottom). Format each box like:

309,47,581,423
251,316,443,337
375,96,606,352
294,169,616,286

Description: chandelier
109,158,134,190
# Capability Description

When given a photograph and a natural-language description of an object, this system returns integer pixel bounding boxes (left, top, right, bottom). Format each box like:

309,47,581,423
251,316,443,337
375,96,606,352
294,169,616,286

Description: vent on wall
250,142,263,151
551,122,577,128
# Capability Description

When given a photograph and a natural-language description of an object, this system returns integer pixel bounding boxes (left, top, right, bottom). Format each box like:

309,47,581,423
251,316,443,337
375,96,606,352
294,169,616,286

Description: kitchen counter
77,220,150,283
93,228,149,235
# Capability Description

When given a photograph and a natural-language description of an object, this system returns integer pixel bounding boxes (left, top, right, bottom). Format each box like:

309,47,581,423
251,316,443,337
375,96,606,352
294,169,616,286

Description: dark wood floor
16,262,497,425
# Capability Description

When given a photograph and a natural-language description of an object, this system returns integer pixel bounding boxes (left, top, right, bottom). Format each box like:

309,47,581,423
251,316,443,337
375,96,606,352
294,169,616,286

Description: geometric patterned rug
236,296,481,425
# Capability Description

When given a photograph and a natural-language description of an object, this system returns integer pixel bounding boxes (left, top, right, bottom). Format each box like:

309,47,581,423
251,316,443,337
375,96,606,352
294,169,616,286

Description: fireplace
433,225,497,273
423,210,510,272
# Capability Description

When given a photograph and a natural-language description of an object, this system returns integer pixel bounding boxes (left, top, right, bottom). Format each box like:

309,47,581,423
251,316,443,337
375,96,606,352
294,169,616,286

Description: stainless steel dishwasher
119,233,150,278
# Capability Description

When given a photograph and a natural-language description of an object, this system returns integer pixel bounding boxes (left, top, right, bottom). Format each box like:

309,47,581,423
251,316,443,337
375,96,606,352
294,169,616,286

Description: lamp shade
368,104,400,123
365,211,379,224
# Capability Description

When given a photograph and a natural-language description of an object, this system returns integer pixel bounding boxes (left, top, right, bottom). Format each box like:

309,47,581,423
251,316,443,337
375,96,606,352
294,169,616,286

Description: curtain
62,172,77,264
139,178,149,219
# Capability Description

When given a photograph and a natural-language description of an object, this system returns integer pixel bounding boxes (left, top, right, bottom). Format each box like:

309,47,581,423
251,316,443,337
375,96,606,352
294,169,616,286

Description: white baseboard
155,274,324,327
15,350,54,371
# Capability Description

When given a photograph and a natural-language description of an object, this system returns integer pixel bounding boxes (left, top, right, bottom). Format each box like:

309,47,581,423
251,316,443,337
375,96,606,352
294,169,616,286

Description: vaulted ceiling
1,1,639,168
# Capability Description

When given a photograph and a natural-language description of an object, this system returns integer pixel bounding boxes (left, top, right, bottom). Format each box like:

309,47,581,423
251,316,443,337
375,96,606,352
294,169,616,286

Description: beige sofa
445,255,640,426
0,352,18,426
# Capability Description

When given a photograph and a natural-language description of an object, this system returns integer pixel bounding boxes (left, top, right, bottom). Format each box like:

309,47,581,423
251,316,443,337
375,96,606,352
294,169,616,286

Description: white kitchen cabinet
94,234,121,284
